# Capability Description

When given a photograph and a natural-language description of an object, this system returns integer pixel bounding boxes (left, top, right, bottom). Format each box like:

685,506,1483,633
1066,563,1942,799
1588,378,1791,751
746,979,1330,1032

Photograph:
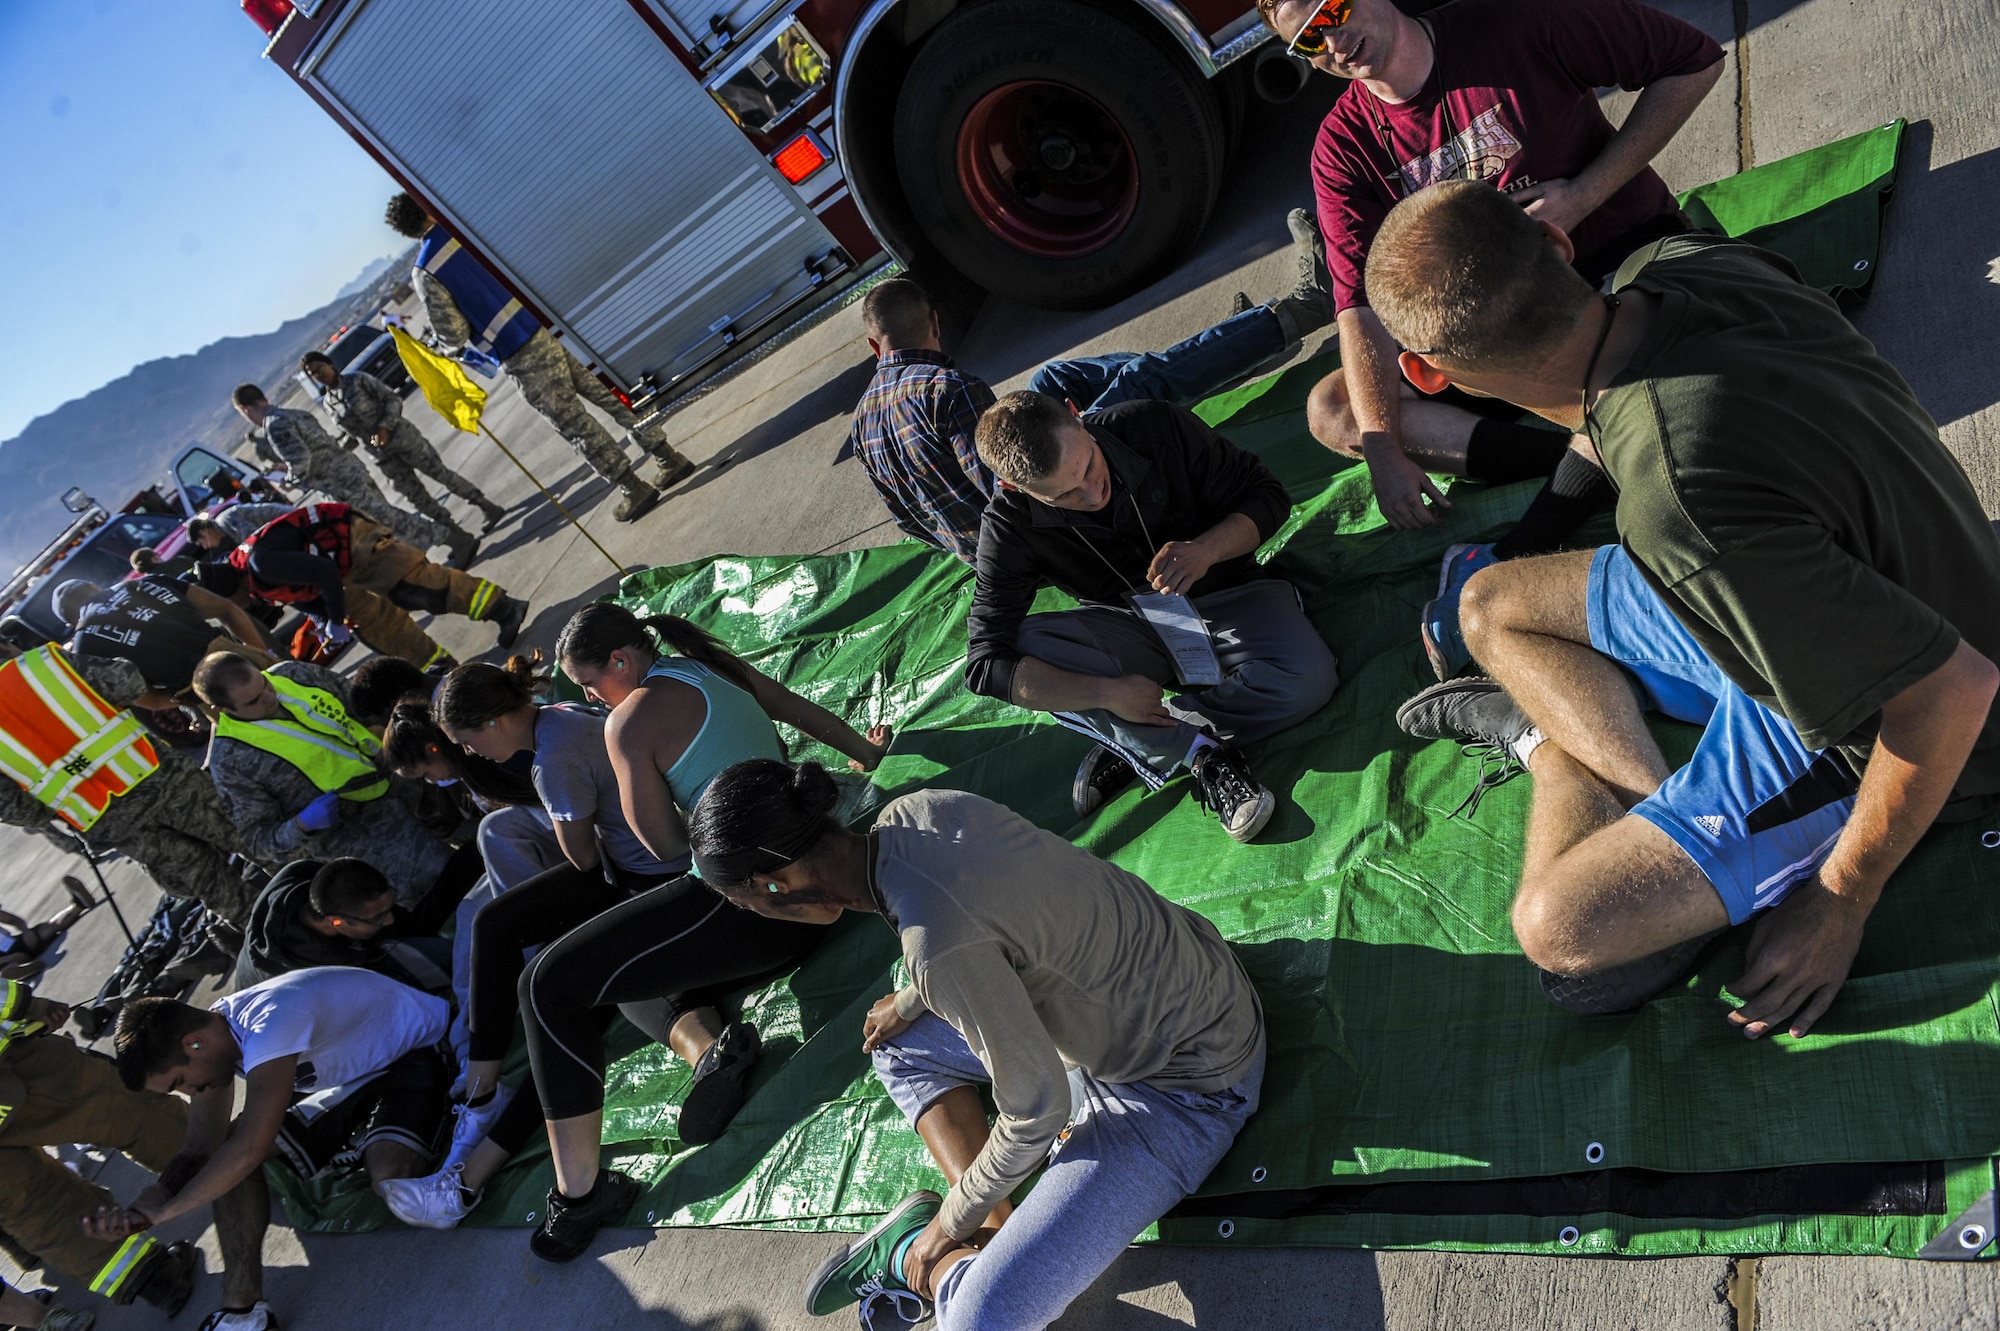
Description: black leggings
520,876,826,1120
465,859,674,1063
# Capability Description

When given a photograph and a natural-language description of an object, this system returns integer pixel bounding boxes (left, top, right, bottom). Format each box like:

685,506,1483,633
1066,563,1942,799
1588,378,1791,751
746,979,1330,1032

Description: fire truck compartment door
302,0,841,390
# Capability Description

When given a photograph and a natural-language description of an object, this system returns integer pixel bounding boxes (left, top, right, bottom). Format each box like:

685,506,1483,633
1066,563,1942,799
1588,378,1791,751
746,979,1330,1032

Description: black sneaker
529,1168,641,1263
128,1239,196,1314
1072,746,1139,818
1189,743,1274,843
677,1021,762,1146
1396,678,1535,817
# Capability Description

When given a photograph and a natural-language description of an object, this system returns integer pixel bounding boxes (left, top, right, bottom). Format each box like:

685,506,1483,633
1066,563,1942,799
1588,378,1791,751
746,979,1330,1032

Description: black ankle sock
466,1090,495,1109
1463,419,1573,485
1491,451,1616,560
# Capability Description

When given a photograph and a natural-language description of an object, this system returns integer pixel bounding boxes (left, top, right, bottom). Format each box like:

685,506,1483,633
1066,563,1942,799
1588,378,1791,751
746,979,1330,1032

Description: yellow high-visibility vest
213,671,389,801
0,645,159,830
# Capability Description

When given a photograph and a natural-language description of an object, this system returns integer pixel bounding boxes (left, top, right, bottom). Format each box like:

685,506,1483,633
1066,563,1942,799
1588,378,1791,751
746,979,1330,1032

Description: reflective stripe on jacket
212,670,388,802
0,645,159,830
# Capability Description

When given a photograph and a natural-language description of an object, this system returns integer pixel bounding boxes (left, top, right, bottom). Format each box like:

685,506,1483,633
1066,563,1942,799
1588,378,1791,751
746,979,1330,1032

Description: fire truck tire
893,0,1225,310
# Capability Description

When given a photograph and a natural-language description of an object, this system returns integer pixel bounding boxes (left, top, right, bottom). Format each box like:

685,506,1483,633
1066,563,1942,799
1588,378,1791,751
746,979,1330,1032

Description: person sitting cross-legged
850,238,1330,563
1376,180,2000,1029
966,390,1338,841
687,760,1265,1331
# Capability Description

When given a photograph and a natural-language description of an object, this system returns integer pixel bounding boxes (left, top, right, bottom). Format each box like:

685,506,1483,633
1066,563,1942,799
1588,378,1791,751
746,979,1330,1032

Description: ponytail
688,758,840,888
434,652,545,733
382,700,540,806
556,601,753,691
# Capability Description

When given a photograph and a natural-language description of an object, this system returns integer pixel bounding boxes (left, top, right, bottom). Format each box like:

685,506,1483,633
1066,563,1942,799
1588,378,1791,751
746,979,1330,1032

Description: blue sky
0,0,402,442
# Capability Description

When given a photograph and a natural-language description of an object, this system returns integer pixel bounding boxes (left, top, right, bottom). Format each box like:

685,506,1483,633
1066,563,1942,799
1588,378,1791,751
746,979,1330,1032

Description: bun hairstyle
382,700,540,806
434,652,546,733
555,601,753,691
689,759,840,888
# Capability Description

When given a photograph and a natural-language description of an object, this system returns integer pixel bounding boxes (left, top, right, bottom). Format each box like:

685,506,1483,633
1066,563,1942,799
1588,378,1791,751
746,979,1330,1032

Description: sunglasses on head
1286,0,1356,57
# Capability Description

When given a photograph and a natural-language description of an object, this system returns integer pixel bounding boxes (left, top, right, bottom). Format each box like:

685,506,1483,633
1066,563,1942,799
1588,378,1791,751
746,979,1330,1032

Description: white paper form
1128,592,1222,687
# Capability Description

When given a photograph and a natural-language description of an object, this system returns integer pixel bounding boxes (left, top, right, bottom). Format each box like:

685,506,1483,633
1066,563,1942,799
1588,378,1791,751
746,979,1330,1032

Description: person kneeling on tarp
192,652,480,922
966,390,1338,842
92,969,458,1330
1378,181,2000,1030
689,759,1266,1331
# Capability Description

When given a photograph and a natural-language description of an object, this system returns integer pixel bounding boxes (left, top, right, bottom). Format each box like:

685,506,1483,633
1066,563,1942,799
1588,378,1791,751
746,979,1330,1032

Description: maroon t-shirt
1312,0,1723,311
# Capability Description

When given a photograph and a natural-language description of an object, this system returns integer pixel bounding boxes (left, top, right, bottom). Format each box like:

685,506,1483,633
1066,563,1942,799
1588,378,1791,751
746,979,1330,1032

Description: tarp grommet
1981,830,2000,849
526,1212,537,1223
1853,258,1870,272
646,1211,657,1224
1585,1141,1605,1164
1217,1220,1236,1238
1558,1226,1580,1246
1961,1223,1989,1251
1251,1166,1268,1183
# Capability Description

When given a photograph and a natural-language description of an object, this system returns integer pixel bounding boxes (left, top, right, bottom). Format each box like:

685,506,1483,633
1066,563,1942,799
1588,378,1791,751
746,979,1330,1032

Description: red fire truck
242,0,1293,411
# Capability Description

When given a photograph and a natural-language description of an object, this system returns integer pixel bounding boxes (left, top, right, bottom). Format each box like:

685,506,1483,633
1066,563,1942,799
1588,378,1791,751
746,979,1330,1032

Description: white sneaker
197,1302,277,1331
443,1085,512,1172
379,1163,478,1230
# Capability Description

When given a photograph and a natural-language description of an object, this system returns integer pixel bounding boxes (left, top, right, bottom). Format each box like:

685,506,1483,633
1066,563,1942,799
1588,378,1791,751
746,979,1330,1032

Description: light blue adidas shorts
1586,546,1859,925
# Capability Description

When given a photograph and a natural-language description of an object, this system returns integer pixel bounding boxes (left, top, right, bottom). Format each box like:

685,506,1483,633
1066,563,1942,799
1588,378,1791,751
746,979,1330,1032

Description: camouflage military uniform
319,370,504,530
415,269,691,484
250,406,456,551
204,660,451,901
0,655,261,923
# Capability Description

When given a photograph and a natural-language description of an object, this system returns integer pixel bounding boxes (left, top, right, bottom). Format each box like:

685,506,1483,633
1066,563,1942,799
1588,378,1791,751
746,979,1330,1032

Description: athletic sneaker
1072,745,1139,817
61,874,96,912
1189,743,1275,842
803,1189,942,1322
443,1084,513,1172
196,1301,278,1331
39,1306,95,1331
677,1021,763,1146
128,1240,196,1315
1419,542,1498,681
1396,677,1537,817
529,1167,641,1263
379,1162,478,1230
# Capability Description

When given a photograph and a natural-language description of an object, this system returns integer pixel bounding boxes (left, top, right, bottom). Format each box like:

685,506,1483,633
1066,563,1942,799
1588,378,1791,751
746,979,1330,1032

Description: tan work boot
613,474,662,523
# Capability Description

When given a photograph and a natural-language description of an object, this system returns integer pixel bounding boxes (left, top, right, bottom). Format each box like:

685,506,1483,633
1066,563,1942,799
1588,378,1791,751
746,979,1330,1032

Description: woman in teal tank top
557,603,890,864
432,603,890,1259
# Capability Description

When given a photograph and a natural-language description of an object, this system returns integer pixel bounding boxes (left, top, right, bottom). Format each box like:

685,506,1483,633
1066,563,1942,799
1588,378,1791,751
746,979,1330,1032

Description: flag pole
477,424,626,578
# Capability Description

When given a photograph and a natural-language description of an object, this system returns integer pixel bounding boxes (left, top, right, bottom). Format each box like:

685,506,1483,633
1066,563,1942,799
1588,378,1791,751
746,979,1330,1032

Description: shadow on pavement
683,356,879,495
1057,1244,1388,1329
1857,121,2000,430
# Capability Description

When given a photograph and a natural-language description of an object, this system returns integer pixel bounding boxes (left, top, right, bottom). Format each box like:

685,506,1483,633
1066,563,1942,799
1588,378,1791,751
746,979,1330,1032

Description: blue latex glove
297,791,343,833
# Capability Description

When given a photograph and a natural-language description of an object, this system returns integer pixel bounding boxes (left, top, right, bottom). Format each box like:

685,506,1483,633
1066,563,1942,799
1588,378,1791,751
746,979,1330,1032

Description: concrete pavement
7,0,2000,1323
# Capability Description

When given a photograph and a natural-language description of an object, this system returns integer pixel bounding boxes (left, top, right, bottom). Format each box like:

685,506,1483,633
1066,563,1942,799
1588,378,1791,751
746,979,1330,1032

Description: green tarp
274,119,1998,1258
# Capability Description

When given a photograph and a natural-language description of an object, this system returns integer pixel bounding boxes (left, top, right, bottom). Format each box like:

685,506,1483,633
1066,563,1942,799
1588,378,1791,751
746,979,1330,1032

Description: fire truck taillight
242,0,296,36
771,133,830,185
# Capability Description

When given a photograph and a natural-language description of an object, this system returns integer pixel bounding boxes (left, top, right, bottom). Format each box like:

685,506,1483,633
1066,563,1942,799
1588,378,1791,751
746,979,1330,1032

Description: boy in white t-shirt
87,969,453,1331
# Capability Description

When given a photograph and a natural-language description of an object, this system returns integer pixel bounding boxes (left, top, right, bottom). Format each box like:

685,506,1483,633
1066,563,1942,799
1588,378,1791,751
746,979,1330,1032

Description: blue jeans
873,1014,1264,1331
1027,308,1287,412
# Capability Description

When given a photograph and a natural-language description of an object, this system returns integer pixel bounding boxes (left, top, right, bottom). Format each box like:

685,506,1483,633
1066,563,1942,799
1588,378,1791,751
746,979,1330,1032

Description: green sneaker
803,1189,942,1323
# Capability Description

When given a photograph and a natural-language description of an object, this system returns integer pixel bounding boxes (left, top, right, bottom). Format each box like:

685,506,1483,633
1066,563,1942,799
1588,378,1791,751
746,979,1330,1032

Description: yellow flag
390,326,488,434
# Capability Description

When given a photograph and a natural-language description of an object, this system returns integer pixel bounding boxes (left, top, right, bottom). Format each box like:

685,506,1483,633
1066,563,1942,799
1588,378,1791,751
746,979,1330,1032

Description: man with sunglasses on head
1262,0,1722,677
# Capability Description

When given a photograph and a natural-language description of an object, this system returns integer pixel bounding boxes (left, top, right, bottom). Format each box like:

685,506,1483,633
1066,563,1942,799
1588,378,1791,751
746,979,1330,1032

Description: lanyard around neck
1067,491,1156,594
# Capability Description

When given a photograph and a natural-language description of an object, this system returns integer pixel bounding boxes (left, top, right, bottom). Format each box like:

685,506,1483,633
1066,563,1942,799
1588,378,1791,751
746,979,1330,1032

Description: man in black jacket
232,858,453,994
968,392,1338,841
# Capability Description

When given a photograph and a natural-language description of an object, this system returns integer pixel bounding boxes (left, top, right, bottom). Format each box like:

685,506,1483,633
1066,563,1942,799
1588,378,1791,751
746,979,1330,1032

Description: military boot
612,474,663,524
476,497,508,532
1268,207,1334,346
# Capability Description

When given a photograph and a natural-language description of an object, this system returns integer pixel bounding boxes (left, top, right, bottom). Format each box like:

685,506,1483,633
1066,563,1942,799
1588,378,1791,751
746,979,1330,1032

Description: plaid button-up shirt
848,349,998,563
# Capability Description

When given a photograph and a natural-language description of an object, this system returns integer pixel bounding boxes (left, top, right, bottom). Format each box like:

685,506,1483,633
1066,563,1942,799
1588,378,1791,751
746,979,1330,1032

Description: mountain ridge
0,247,415,569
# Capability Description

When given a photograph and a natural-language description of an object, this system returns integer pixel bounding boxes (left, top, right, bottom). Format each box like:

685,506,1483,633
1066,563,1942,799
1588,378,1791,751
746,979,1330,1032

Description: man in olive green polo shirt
1375,180,2000,1037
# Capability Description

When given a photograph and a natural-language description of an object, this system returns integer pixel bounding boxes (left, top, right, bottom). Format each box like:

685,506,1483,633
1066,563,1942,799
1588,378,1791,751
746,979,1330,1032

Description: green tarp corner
272,118,2000,1258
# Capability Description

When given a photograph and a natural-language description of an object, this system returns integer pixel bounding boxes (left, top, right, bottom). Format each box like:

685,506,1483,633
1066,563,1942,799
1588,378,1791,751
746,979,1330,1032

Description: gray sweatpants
1014,578,1338,785
447,806,563,1071
873,1014,1264,1331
